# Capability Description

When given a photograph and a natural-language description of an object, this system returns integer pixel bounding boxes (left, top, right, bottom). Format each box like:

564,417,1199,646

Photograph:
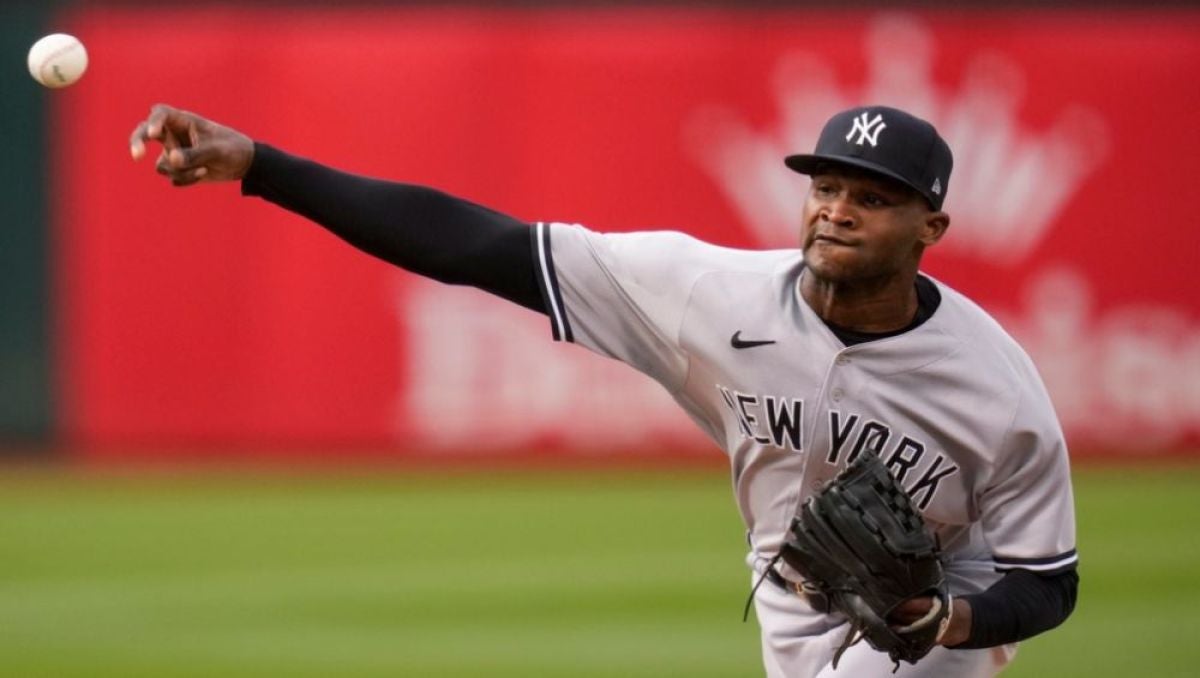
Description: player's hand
129,103,255,187
889,596,972,646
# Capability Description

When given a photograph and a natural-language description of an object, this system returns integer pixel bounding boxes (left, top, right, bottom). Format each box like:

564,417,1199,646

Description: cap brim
787,151,945,207
784,153,925,201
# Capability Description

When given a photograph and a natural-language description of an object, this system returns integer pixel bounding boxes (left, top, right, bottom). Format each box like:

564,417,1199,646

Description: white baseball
27,33,88,88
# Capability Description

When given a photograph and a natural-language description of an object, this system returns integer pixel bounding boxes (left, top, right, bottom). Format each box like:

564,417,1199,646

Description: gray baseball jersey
533,221,1078,589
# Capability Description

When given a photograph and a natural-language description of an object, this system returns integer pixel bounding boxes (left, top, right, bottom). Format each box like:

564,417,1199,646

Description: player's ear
919,212,950,246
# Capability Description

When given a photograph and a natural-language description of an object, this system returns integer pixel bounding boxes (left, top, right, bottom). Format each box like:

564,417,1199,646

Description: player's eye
861,193,888,207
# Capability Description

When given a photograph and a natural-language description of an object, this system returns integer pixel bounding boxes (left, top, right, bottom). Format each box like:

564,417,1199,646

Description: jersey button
836,355,851,366
831,388,845,401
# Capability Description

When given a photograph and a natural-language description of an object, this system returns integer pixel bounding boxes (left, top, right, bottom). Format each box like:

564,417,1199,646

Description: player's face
800,169,948,286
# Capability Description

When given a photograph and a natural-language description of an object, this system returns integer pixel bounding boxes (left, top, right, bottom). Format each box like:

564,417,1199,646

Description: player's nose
819,197,856,227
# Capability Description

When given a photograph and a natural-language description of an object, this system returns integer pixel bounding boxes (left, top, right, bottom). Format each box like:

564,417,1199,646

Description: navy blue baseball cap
785,106,953,211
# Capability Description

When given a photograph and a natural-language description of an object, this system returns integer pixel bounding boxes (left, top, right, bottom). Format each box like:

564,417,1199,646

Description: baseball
27,33,88,88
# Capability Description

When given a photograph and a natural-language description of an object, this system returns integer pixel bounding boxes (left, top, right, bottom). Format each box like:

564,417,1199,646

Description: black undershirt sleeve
954,567,1079,649
240,142,545,313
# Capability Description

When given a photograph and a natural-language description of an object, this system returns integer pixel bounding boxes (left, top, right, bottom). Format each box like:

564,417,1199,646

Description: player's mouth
812,234,856,247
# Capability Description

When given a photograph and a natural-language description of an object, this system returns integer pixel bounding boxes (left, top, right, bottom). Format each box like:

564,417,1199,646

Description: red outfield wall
51,7,1200,460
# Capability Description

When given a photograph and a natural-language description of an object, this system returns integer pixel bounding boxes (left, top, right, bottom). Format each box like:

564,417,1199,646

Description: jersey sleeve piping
532,222,574,343
993,548,1078,574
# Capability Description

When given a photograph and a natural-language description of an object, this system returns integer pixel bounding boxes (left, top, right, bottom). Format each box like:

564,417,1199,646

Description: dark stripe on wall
0,5,53,449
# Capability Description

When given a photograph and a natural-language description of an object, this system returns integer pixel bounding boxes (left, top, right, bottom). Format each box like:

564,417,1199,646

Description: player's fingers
164,123,226,172
145,103,178,140
130,104,184,160
163,127,182,152
156,149,190,177
171,142,220,171
188,118,203,147
887,597,934,625
170,167,208,187
151,105,198,154
129,121,151,160
155,152,206,186
164,128,201,171
155,151,172,176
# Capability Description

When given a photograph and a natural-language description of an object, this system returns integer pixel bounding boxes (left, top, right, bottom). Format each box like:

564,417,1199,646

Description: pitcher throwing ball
130,103,1078,677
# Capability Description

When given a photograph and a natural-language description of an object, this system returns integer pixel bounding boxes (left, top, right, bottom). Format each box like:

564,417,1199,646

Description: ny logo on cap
846,112,887,147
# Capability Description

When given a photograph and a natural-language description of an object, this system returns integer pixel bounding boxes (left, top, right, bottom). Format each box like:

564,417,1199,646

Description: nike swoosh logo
731,331,777,349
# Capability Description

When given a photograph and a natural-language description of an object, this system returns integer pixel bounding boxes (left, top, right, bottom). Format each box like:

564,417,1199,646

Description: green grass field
0,463,1196,677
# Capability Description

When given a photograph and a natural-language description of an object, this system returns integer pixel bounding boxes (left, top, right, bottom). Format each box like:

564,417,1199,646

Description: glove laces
742,552,783,622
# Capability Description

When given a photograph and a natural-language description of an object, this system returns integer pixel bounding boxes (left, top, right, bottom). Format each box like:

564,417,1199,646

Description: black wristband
954,567,1078,649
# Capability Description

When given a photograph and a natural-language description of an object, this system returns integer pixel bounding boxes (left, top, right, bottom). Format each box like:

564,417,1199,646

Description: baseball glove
780,451,950,671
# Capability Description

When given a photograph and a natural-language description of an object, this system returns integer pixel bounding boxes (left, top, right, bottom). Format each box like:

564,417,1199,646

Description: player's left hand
890,596,972,646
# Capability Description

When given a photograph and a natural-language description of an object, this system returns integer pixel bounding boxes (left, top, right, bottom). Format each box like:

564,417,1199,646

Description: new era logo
932,177,942,195
846,112,887,147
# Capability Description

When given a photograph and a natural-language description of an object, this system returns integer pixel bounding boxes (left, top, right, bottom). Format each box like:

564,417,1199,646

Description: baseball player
130,103,1078,677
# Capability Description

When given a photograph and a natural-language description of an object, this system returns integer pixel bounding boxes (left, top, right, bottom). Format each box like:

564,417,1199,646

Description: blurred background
1,1,1198,676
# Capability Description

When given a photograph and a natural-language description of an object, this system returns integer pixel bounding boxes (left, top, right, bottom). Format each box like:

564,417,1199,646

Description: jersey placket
793,346,867,502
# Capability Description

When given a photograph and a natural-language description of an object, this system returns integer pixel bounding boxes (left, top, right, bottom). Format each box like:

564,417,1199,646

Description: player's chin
803,248,865,282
